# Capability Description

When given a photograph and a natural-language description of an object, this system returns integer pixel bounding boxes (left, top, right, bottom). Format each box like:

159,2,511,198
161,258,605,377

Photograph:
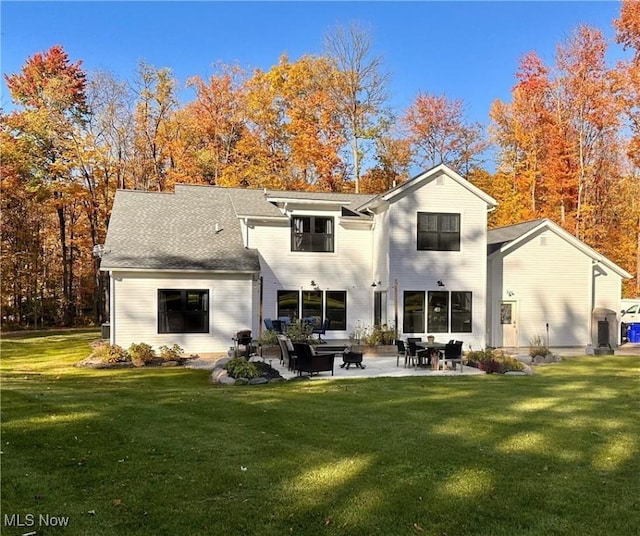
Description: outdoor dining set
395,338,464,371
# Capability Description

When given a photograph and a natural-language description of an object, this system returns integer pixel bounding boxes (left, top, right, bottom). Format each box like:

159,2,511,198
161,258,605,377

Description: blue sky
1,1,626,129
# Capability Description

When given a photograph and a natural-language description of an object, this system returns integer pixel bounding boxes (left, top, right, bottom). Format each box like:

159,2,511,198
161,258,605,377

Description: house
100,164,630,354
487,219,631,349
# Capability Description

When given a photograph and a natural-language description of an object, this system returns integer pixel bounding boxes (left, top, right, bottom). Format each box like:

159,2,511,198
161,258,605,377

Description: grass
1,330,639,535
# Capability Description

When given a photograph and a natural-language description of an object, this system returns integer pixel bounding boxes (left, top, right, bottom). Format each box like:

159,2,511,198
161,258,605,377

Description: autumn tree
131,61,179,191
614,0,640,296
4,45,89,325
403,91,487,175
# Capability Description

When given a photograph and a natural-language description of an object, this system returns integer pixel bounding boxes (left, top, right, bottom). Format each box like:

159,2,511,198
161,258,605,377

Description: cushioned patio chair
312,318,330,342
293,343,335,376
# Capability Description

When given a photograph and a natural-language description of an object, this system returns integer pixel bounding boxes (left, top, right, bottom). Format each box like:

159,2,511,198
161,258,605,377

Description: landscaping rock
214,356,233,369
505,371,527,376
248,377,269,385
269,377,286,384
235,377,249,385
218,376,236,386
161,361,179,367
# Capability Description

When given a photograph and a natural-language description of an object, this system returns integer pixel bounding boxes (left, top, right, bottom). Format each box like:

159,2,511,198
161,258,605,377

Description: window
403,291,425,333
277,290,299,322
417,213,460,251
427,291,449,333
326,291,347,331
302,290,323,325
451,291,472,332
276,289,347,331
292,216,334,252
373,291,387,327
158,290,209,333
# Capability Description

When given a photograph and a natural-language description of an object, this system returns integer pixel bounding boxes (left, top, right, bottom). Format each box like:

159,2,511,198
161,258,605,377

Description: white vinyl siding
110,271,255,353
496,230,591,347
250,205,373,336
388,173,488,349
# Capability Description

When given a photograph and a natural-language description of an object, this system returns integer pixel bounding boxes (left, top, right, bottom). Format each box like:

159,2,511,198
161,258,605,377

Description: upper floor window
417,212,460,251
291,216,334,252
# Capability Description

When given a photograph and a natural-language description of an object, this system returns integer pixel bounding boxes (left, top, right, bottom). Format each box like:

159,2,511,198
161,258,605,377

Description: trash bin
101,322,110,340
628,323,640,343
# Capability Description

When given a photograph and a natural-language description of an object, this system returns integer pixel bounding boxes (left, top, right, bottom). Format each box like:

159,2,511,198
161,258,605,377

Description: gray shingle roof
101,187,260,272
487,219,547,254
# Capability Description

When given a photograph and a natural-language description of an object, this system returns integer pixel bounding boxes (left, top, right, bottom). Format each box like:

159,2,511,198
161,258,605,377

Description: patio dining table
416,341,446,368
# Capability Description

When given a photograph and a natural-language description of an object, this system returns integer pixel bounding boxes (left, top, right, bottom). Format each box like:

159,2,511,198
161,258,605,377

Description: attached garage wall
499,229,592,347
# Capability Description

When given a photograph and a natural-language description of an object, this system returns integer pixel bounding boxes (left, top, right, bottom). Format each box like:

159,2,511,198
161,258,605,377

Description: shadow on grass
2,331,639,535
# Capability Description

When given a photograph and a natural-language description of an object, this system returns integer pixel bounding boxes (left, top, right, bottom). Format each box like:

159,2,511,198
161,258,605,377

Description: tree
4,45,88,325
403,91,487,174
324,22,389,192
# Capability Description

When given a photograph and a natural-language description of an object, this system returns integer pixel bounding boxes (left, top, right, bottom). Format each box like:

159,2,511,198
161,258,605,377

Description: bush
225,358,259,379
258,329,279,347
466,348,524,374
350,322,397,346
158,343,184,361
529,335,549,358
89,341,130,364
128,342,156,366
284,319,314,343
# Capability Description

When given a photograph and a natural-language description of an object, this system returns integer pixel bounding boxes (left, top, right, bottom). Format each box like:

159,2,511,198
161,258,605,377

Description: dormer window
417,212,460,251
291,216,334,252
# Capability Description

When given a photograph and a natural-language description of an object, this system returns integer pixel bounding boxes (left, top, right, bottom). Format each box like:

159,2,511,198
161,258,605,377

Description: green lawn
2,331,639,536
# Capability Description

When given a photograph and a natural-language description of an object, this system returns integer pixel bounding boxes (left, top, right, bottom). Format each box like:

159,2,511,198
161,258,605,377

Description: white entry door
500,301,518,348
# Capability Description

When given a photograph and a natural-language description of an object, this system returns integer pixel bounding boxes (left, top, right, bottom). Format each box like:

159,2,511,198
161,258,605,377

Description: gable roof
487,218,632,279
101,187,260,272
356,164,498,211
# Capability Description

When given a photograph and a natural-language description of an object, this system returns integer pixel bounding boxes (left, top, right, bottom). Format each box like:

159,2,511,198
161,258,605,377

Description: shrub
89,341,130,364
529,335,549,358
284,319,314,343
158,343,183,361
128,342,156,366
258,329,279,347
351,322,397,346
225,358,259,379
466,348,524,374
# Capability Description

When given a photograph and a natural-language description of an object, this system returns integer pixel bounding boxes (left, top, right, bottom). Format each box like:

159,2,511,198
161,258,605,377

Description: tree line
2,3,639,329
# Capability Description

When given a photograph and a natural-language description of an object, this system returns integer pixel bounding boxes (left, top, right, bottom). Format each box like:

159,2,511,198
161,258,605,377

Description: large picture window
291,216,334,252
326,291,347,331
302,291,323,325
403,291,425,334
275,289,347,331
277,290,299,322
158,289,209,333
451,291,472,332
427,291,449,333
417,213,460,251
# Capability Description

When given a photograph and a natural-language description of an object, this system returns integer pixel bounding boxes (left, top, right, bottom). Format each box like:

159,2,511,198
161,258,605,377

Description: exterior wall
110,270,255,353
490,229,593,347
249,206,374,339
387,175,489,350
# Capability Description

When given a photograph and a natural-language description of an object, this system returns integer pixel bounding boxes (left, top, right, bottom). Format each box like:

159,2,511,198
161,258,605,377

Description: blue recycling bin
628,323,640,343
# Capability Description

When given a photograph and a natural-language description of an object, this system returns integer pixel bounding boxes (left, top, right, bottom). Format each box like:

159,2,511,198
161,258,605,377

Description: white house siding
249,206,373,338
492,229,592,347
387,176,489,349
110,270,255,353
593,263,623,314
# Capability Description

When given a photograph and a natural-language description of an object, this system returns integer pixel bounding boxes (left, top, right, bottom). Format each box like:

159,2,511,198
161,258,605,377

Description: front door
500,301,518,348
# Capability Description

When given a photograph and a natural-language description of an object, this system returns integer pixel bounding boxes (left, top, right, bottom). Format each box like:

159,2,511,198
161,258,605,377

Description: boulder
248,377,269,385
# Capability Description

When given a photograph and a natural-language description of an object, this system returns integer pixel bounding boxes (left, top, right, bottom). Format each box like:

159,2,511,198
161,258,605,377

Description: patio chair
441,341,463,371
293,343,335,376
276,334,299,371
395,339,408,367
407,340,429,367
312,318,330,342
